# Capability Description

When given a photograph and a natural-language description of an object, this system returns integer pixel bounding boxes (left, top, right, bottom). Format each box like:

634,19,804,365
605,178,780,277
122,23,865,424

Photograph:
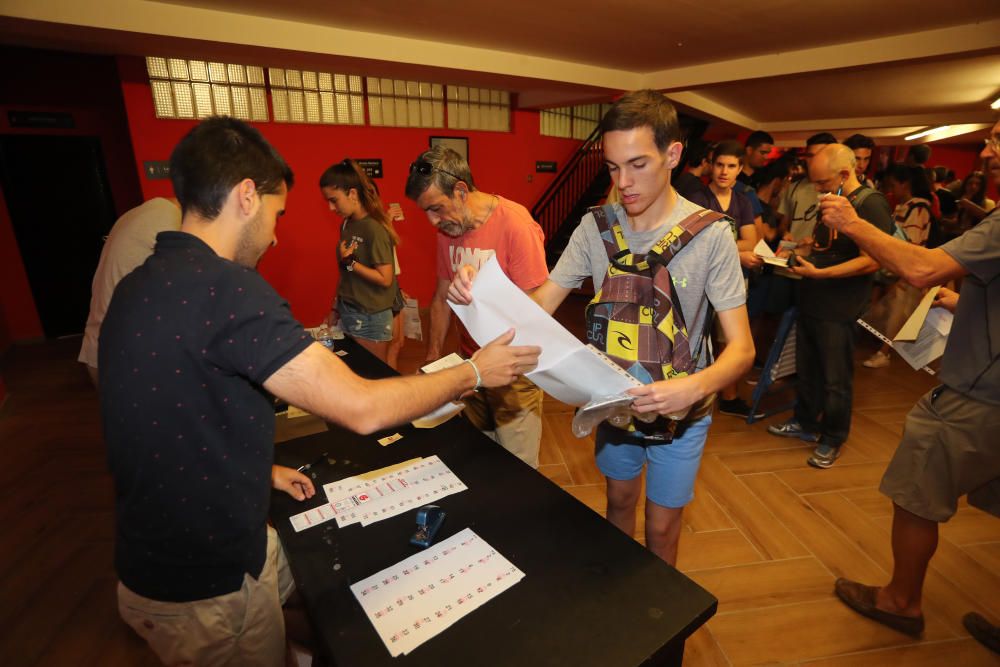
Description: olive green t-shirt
338,216,397,313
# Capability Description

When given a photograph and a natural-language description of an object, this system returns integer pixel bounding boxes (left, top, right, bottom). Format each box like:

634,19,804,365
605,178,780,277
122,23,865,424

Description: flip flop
834,578,924,638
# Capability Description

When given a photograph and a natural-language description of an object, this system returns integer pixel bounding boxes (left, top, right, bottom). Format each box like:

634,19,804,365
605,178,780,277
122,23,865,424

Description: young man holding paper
448,90,753,565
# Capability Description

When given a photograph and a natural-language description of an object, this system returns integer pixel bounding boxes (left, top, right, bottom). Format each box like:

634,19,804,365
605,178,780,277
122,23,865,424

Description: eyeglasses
984,136,1000,154
813,182,844,251
409,160,465,184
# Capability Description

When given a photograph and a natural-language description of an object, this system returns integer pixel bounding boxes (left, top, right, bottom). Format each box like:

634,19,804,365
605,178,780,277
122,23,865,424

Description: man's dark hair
745,130,774,149
806,132,838,146
751,157,791,189
885,164,933,200
907,144,932,165
170,117,293,219
712,139,744,164
599,89,680,152
404,145,476,200
683,139,711,168
843,133,875,151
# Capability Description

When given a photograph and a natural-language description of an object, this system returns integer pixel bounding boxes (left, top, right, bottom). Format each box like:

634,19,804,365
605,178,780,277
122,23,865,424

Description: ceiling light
905,126,950,141
991,97,1000,110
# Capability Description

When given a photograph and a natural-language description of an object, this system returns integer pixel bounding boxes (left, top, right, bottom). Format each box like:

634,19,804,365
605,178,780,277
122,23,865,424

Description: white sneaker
863,351,891,368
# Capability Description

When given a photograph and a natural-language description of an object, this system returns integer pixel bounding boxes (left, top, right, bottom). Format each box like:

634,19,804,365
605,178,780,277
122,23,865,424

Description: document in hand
753,239,792,267
449,257,641,406
858,285,950,372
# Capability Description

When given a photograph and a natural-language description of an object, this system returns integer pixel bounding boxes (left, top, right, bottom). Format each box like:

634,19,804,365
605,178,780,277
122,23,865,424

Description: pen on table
297,451,329,473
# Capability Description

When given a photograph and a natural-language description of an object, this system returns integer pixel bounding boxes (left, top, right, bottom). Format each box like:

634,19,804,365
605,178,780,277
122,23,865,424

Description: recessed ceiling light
904,126,950,141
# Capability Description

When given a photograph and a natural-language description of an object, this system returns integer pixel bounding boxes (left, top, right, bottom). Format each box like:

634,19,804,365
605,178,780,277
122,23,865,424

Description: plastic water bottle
317,325,334,349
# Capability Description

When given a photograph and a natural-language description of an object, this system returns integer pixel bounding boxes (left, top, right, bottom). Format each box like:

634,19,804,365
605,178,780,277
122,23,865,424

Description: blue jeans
794,314,855,446
338,299,393,342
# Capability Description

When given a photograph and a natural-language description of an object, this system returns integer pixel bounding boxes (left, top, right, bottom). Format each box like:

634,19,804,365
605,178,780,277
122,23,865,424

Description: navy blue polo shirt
100,231,312,602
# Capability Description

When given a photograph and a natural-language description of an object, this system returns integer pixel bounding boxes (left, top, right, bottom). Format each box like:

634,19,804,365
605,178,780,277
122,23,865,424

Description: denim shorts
338,299,393,342
594,414,713,509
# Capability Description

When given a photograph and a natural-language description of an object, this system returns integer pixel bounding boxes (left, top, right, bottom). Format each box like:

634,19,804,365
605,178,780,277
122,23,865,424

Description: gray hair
404,145,477,200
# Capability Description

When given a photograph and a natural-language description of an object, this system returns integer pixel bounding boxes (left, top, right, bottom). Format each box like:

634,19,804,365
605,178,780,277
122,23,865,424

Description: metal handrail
531,125,605,242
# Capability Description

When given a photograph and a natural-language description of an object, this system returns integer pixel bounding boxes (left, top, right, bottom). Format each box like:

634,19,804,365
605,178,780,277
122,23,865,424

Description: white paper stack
351,528,524,656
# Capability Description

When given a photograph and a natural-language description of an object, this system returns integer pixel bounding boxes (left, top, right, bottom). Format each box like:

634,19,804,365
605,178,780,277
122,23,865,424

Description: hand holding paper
450,257,641,406
447,264,477,305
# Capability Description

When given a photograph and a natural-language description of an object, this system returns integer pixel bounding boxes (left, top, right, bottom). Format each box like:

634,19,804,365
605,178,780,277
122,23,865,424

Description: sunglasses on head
409,160,464,184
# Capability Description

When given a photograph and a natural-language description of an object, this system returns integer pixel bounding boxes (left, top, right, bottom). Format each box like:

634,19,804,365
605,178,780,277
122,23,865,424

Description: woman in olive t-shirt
319,159,400,362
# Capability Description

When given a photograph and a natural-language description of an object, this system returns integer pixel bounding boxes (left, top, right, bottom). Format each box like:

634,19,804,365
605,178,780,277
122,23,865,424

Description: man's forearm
426,296,452,359
815,255,879,279
840,220,958,287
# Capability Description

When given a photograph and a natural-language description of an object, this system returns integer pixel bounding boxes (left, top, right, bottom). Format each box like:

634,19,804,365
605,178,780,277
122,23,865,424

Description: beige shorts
880,386,1000,522
118,525,295,666
463,375,544,469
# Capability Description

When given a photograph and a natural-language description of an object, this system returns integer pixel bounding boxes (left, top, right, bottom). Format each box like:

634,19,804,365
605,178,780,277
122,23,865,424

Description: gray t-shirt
939,209,1000,405
549,197,745,371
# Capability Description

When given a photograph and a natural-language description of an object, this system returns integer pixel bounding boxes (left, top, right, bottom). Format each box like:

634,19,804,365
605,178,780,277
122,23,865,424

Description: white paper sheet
449,257,641,406
351,528,524,656
411,401,465,429
753,239,791,267
319,455,467,528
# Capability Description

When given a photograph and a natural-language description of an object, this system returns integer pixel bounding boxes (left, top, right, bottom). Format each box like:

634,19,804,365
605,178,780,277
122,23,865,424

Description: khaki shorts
880,386,1000,523
118,525,295,666
463,375,543,469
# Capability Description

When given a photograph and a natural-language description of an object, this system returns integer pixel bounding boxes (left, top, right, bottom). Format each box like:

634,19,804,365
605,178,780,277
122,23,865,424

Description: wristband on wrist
462,358,482,391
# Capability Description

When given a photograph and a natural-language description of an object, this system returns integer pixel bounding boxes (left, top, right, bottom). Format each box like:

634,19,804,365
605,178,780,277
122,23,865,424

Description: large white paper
351,528,524,657
450,257,641,406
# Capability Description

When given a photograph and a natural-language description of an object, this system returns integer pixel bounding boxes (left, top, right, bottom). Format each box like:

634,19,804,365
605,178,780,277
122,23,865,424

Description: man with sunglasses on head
768,144,894,468
818,125,1000,651
405,147,548,469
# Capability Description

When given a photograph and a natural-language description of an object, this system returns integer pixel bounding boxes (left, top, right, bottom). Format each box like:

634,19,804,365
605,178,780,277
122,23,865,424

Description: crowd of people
79,89,999,663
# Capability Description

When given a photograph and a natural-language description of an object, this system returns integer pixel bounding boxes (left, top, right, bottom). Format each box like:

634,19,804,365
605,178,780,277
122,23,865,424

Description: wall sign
8,111,75,129
356,159,383,179
144,161,171,180
535,161,558,173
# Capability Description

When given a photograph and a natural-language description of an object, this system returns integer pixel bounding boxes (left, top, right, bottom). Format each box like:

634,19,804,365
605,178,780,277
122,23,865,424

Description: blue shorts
338,300,393,342
594,414,713,509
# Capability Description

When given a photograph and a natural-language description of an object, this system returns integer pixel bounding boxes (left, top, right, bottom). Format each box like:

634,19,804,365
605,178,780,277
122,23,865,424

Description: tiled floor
1,301,998,665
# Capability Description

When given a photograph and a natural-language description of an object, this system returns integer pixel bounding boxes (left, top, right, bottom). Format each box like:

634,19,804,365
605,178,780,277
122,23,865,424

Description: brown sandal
834,578,925,638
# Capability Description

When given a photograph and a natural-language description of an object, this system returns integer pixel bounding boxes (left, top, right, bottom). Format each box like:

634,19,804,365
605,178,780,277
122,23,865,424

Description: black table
270,338,716,666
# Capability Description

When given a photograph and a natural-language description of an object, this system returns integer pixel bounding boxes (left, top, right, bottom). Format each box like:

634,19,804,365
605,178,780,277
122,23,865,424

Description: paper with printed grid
351,528,524,656
320,455,467,528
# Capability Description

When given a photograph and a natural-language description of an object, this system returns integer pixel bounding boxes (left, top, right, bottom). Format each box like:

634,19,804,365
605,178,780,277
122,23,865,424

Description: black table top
270,338,716,666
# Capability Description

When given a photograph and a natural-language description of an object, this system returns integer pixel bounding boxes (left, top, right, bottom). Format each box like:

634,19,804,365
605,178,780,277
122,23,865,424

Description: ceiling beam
642,20,1000,90
761,111,993,132
0,0,644,91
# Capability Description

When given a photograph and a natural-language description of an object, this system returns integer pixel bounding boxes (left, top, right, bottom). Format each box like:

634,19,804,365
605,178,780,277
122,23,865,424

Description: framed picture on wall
429,136,469,163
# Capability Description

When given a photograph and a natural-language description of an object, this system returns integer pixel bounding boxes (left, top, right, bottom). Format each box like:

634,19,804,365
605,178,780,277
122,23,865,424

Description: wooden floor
2,300,998,666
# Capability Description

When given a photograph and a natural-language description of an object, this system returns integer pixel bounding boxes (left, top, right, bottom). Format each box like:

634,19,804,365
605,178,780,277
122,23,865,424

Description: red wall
0,47,144,342
116,56,583,325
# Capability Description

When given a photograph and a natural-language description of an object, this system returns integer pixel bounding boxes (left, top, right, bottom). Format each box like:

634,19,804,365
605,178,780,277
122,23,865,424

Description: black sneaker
964,612,1000,654
717,398,765,420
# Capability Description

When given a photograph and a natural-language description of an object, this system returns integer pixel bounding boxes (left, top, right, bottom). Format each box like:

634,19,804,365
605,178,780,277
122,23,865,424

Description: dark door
0,135,117,338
